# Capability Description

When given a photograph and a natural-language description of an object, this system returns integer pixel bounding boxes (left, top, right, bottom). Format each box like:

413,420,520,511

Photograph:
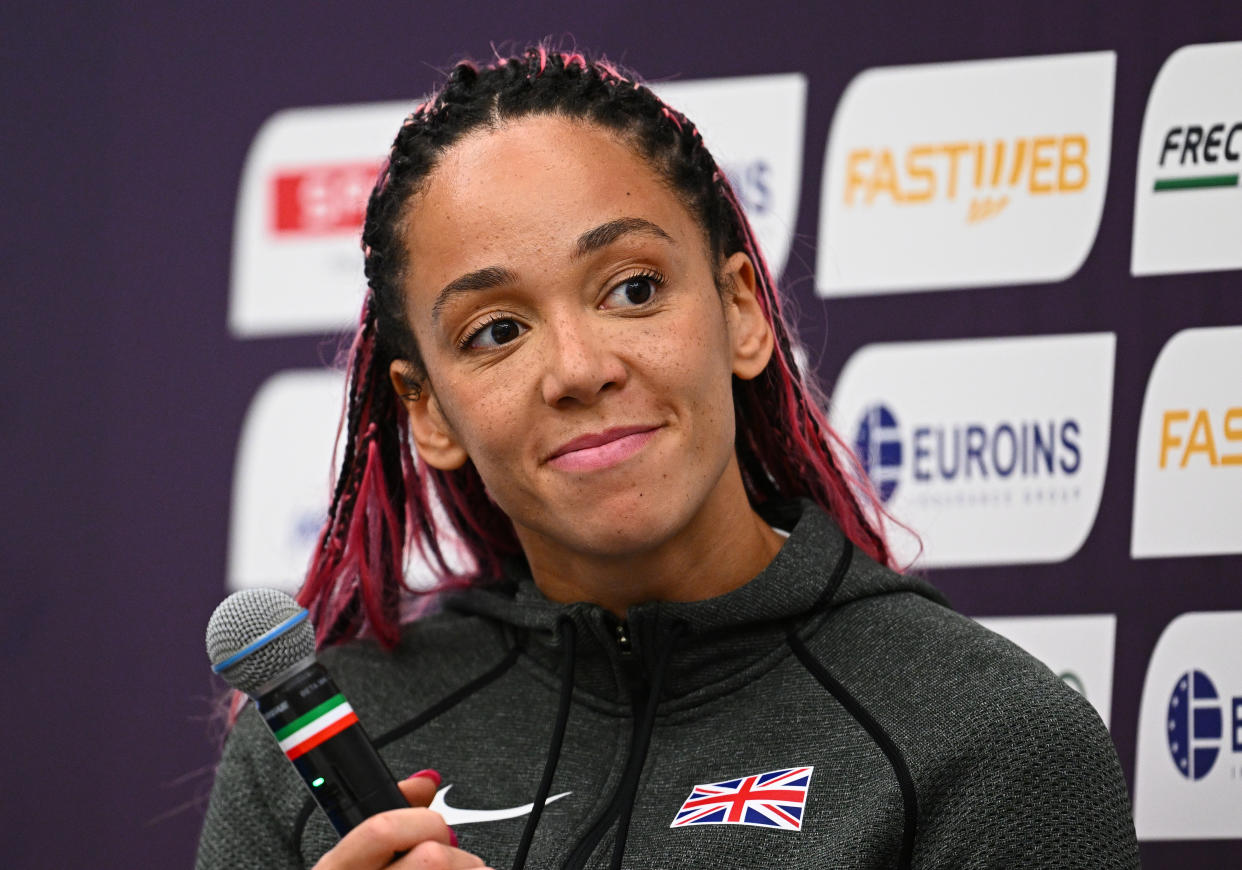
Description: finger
399,769,442,808
313,808,452,869
394,842,492,869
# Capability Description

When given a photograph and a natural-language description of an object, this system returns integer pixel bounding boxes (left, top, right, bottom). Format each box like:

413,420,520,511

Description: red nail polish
407,768,441,786
448,826,459,848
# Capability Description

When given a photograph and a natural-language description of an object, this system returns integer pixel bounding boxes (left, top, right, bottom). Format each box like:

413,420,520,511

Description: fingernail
448,826,459,848
407,768,441,786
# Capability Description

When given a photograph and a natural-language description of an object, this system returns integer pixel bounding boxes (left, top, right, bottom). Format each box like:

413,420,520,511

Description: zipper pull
614,620,633,657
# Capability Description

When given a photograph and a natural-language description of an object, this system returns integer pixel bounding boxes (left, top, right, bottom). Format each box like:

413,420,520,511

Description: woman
198,48,1139,869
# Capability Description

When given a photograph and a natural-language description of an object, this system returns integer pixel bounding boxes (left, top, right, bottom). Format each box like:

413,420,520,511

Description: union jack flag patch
670,766,814,831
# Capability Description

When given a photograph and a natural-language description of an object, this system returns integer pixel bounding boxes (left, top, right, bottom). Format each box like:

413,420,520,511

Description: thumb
399,769,442,808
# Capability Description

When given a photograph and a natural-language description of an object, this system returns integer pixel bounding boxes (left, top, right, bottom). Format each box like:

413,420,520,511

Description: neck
517,463,786,617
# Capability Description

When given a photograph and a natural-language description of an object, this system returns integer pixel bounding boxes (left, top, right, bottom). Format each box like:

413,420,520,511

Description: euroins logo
843,134,1090,224
853,403,1082,505
853,404,902,501
1166,669,1239,781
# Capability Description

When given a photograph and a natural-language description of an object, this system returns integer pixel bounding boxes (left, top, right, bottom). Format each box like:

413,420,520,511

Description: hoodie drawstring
511,616,577,870
606,621,686,870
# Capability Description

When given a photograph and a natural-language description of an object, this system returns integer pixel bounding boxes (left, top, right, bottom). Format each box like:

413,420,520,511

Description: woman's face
392,115,772,563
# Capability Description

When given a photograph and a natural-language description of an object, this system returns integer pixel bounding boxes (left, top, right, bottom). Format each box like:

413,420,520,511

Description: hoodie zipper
613,620,633,656
561,618,646,869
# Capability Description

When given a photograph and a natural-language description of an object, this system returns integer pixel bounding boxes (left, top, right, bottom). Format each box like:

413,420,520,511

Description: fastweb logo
818,51,1114,296
1132,326,1242,558
1158,407,1242,470
841,134,1090,224
829,334,1114,568
1135,612,1242,840
1133,41,1242,275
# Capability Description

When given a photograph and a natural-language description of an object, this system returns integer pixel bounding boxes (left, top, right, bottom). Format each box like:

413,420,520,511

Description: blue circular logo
1167,669,1223,781
854,404,903,503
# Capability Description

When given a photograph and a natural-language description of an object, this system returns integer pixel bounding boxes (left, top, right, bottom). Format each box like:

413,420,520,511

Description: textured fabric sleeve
911,681,1140,869
196,705,309,870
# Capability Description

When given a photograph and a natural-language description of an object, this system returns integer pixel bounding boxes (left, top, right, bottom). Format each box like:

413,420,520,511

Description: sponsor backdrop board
818,52,1115,295
8,3,1242,867
1133,611,1242,840
1132,42,1242,276
830,333,1116,568
1131,325,1242,558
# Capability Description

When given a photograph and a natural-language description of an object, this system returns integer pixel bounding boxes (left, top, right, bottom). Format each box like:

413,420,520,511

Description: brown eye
604,272,664,309
489,320,520,343
466,317,525,349
623,277,654,304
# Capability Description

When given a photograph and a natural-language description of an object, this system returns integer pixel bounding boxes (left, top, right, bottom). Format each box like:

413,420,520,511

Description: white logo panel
817,52,1114,295
1132,42,1242,276
975,614,1116,728
1134,611,1242,840
229,369,347,592
829,334,1115,568
1132,326,1242,558
655,74,806,282
230,102,408,337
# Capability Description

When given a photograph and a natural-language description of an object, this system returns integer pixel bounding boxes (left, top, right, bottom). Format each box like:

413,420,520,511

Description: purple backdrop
6,2,1240,867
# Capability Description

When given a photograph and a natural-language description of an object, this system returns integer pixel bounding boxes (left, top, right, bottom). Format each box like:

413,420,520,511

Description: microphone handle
255,661,406,836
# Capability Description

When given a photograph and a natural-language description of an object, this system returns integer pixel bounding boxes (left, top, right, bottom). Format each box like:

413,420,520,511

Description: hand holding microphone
207,589,491,868
314,771,490,870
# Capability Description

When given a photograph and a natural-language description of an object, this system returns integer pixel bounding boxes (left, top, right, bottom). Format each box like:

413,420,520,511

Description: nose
538,311,627,407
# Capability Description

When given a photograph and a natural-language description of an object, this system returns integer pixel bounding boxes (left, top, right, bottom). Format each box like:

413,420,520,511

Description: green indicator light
311,777,325,788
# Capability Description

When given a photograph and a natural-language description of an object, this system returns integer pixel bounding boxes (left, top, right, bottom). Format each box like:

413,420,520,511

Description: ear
720,252,774,380
389,361,469,470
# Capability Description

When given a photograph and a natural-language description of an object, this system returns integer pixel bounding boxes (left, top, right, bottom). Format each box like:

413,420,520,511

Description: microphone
206,588,407,836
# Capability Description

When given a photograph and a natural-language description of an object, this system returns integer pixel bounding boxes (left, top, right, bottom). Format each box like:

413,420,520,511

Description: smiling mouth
546,426,661,472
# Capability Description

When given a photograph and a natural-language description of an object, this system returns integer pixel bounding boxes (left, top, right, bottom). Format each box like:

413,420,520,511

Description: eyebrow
431,266,520,323
572,216,673,259
430,217,674,323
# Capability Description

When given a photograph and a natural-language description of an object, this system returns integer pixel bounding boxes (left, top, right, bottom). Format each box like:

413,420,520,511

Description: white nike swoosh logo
429,784,572,826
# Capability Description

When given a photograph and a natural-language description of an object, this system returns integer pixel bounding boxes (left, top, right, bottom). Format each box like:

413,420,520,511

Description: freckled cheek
437,377,529,455
641,320,733,395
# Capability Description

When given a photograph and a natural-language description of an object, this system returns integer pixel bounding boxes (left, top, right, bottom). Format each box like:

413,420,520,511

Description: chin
563,500,694,558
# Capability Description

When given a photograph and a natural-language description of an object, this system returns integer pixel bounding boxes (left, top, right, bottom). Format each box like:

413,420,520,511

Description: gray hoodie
197,501,1140,868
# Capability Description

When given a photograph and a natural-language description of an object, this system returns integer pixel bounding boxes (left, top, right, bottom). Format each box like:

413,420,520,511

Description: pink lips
546,426,661,472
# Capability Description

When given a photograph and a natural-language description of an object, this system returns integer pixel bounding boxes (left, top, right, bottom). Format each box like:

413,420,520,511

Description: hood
445,500,946,707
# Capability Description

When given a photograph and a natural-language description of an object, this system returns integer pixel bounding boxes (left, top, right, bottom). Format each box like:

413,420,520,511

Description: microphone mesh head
206,588,316,695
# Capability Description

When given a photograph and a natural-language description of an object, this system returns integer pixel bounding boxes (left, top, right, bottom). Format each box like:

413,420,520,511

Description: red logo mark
271,162,382,235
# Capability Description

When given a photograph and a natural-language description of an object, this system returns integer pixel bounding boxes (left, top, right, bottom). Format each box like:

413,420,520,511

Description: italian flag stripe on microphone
274,694,359,760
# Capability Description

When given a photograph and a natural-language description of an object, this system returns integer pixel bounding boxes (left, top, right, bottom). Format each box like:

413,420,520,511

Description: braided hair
300,46,893,649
